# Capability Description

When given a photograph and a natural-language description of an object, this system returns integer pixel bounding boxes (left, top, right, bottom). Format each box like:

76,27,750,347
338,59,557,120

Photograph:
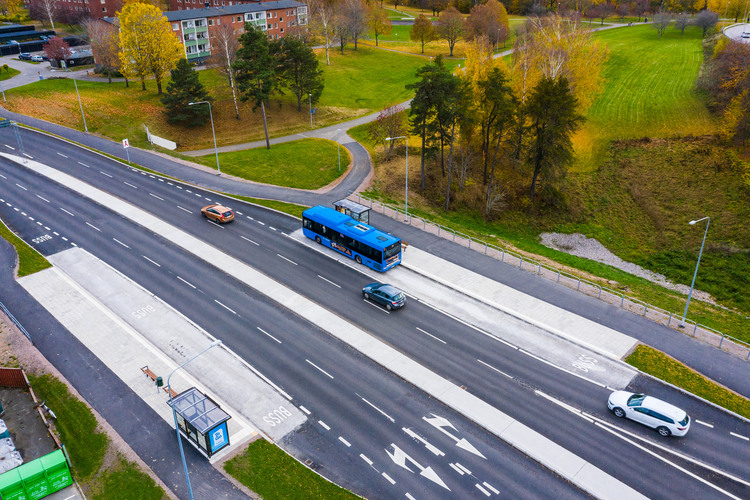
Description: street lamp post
167,340,222,500
308,93,313,129
63,61,88,133
680,216,710,326
336,129,341,172
188,101,220,175
385,136,408,221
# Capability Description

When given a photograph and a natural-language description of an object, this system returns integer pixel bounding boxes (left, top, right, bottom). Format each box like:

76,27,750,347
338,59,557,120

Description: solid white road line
100,171,113,178
36,195,49,203
85,222,100,232
730,432,749,441
277,254,298,266
214,299,237,315
317,275,341,288
416,327,446,344
240,235,259,246
306,359,334,379
176,276,196,289
149,193,164,201
60,208,74,216
78,162,90,168
257,327,281,344
695,420,714,428
359,395,395,423
176,206,192,214
123,182,138,189
112,238,130,249
477,359,513,379
15,183,27,190
360,454,372,465
57,152,68,158
142,255,160,267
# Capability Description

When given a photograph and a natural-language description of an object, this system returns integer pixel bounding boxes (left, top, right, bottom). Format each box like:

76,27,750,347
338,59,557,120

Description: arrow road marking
423,414,486,459
403,427,444,456
385,444,450,491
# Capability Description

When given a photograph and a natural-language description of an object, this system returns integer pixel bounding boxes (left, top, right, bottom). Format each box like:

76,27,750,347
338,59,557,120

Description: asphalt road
1,130,749,498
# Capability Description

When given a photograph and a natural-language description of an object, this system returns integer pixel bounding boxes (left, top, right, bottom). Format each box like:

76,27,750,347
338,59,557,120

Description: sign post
122,138,130,164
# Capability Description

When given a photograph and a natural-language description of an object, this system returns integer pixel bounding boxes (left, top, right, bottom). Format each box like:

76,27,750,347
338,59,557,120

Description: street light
680,216,710,326
385,136,408,221
336,128,341,172
308,93,313,129
188,101,220,175
167,339,222,500
62,61,88,133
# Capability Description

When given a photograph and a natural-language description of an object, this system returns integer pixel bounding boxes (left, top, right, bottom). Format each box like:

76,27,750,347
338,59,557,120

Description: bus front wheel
355,255,362,265
315,236,321,244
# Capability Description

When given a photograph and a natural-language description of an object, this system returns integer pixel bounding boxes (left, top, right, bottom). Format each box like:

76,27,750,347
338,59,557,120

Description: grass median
0,220,50,277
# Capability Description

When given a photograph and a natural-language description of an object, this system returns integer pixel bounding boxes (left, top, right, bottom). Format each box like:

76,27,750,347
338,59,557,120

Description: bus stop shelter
333,199,370,225
168,388,231,458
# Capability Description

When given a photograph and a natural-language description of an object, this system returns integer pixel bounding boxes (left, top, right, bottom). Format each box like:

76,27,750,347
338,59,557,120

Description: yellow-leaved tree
510,15,608,114
118,2,182,94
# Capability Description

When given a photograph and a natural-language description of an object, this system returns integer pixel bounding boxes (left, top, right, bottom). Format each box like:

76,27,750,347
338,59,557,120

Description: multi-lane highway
1,127,749,499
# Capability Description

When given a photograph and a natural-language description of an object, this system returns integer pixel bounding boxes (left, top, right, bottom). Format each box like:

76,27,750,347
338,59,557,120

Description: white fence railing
353,194,750,362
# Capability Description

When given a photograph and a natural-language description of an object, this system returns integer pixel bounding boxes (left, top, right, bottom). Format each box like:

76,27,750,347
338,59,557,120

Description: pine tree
277,36,325,112
161,58,211,127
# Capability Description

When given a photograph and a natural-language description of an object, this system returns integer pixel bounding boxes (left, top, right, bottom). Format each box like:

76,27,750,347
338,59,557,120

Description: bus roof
303,205,400,249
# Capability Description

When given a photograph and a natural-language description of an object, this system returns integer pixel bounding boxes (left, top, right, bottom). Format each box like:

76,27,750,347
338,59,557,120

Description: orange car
201,204,235,223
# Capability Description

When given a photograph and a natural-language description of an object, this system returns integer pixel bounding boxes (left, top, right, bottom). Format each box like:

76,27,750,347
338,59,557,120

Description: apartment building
165,1,307,63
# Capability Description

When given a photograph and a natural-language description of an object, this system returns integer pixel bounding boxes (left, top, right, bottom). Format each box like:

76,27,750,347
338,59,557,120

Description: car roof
204,204,231,212
641,396,687,420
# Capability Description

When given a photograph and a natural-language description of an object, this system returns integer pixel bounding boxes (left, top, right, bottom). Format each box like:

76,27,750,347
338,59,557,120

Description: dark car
18,53,31,61
362,283,406,310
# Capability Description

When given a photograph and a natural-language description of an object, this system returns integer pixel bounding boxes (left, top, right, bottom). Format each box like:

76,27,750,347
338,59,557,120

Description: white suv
608,391,691,437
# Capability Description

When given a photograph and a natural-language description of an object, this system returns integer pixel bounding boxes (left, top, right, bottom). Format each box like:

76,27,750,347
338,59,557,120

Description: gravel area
540,232,715,304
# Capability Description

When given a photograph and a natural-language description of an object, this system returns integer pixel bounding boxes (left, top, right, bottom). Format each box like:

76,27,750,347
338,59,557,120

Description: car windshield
679,414,689,426
627,394,646,407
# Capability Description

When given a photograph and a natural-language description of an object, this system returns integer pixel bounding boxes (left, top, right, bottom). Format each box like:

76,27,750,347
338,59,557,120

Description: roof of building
164,0,304,21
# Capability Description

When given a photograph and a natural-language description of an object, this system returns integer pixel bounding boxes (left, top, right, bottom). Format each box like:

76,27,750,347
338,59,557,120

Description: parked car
742,31,750,38
201,204,234,223
18,52,31,61
39,35,49,41
608,391,691,437
362,283,406,310
31,55,44,62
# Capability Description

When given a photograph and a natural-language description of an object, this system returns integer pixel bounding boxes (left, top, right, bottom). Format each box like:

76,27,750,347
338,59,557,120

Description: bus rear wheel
315,236,321,244
355,255,362,265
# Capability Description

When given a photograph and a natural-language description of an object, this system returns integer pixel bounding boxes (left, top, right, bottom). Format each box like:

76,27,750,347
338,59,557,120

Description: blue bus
302,205,402,272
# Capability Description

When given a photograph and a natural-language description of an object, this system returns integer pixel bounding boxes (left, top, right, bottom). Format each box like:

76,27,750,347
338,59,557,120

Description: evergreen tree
161,58,211,127
277,36,325,112
522,76,583,203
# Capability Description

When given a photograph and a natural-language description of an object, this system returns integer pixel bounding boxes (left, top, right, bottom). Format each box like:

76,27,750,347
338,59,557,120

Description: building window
172,23,179,30
280,28,284,33
279,16,283,21
237,16,241,21
208,19,213,25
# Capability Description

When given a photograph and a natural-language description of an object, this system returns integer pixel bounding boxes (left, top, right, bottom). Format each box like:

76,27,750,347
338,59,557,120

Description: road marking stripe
277,254,298,266
85,222,100,231
177,206,192,214
149,193,164,200
60,208,74,216
416,327,446,344
123,182,138,189
318,420,330,431
405,494,416,500
359,454,372,465
257,220,265,226
477,359,513,379
240,235,259,246
299,406,310,415
695,420,713,428
36,195,49,203
730,432,749,441
270,226,277,231
317,275,341,288
306,359,334,379
61,237,67,241
381,473,395,485
36,221,42,226
78,162,90,168
176,276,196,289
113,238,130,249
475,483,490,496
483,482,499,494
338,437,351,447
214,300,237,314
100,171,113,178
57,152,68,158
44,226,50,230
257,327,281,344
456,462,471,475
449,463,463,475
359,396,395,423
142,255,161,267
15,183,27,190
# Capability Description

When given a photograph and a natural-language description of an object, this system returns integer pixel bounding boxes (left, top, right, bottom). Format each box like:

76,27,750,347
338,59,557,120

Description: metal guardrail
0,299,32,343
354,194,750,362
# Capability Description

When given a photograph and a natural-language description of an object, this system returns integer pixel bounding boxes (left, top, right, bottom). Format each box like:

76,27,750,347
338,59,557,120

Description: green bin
0,468,26,500
17,460,48,500
39,450,71,492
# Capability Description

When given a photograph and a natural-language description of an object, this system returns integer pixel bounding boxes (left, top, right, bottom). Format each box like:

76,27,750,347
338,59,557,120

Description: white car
608,391,690,437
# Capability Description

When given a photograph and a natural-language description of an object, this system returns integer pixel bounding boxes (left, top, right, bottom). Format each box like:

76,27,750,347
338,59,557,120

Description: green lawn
577,24,716,170
0,220,51,276
194,138,349,190
0,65,20,81
224,439,357,500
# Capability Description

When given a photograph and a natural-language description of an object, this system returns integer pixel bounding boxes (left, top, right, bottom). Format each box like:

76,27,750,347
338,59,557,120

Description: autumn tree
653,9,672,38
308,0,335,65
234,25,278,149
0,0,21,16
410,14,437,53
119,2,182,93
694,9,718,37
277,35,325,112
37,0,56,30
430,0,450,16
43,37,72,65
84,19,121,84
674,13,690,35
700,40,750,143
466,0,510,49
368,104,408,160
437,7,466,57
367,6,392,46
597,2,615,24
634,0,648,20
343,0,368,50
522,76,583,203
161,58,212,127
207,24,241,119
